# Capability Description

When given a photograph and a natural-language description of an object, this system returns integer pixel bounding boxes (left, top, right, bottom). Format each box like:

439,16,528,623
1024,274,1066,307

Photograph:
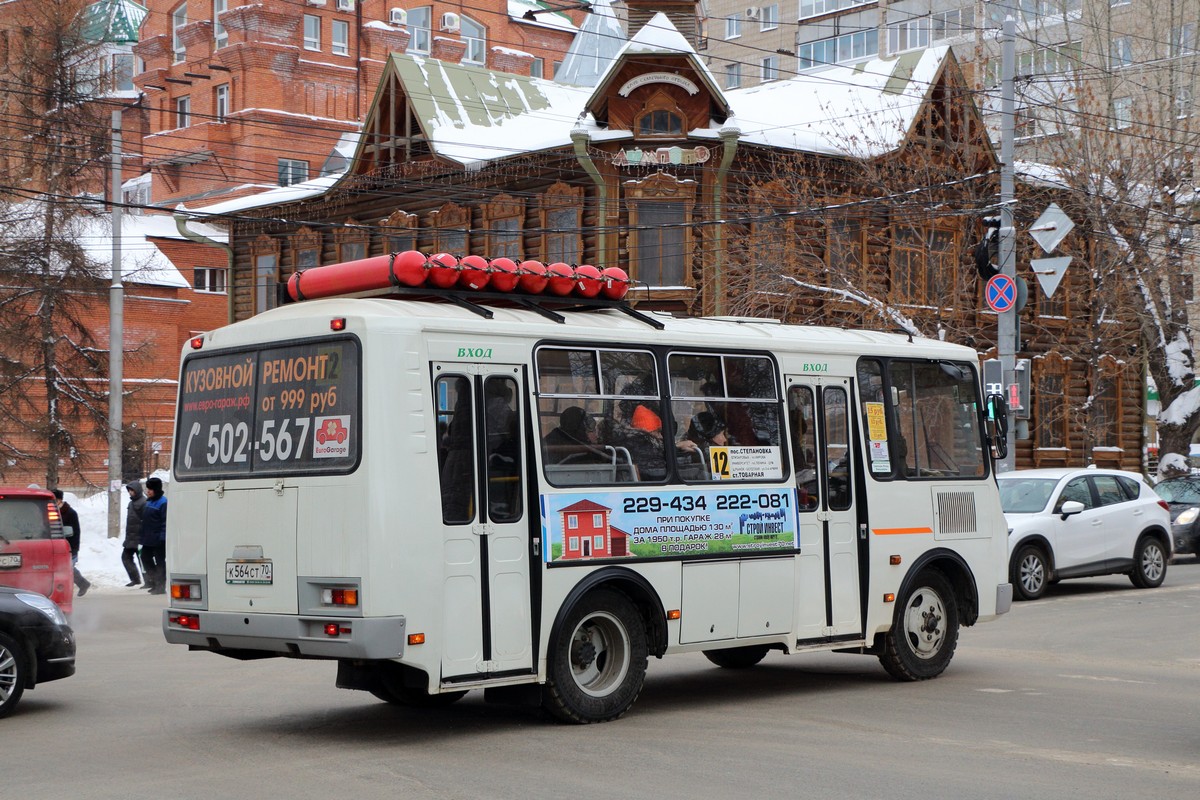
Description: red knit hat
631,405,662,432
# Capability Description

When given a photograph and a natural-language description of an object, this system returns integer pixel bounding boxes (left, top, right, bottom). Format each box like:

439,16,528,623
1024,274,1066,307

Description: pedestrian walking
140,477,168,595
52,489,91,597
122,480,147,587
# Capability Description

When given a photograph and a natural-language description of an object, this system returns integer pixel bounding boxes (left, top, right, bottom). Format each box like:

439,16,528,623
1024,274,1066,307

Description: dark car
0,487,74,613
1153,476,1200,558
0,585,76,717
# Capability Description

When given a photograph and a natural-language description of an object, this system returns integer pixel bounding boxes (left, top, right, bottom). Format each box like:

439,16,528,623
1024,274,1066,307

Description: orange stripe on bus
873,527,934,536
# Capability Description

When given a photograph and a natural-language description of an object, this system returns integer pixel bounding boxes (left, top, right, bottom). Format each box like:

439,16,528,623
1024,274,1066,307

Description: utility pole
997,15,1017,472
107,109,124,539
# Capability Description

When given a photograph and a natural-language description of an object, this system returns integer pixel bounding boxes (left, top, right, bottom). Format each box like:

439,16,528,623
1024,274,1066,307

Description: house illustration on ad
559,499,630,560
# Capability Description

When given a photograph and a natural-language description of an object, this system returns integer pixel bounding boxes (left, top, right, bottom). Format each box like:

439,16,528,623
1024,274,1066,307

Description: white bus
164,286,1012,723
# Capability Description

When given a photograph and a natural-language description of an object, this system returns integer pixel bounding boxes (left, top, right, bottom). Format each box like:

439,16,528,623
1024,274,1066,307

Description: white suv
997,468,1173,601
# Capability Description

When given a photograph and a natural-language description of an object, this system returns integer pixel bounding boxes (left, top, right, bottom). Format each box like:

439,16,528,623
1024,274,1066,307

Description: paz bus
163,252,1012,723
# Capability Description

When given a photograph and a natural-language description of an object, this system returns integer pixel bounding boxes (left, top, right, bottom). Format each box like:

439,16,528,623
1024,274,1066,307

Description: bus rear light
171,582,202,600
330,317,346,331
883,593,896,603
889,555,902,565
323,623,352,637
170,614,200,630
321,588,358,607
190,336,205,349
666,609,681,620
408,633,425,645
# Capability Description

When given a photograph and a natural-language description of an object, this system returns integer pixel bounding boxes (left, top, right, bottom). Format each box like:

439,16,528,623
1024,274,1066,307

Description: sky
67,470,170,592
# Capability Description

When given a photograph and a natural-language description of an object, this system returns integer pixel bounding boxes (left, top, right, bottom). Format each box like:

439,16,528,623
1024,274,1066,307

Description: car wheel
879,569,960,682
702,645,770,669
1129,536,1168,589
0,631,28,719
1011,544,1049,601
542,589,648,724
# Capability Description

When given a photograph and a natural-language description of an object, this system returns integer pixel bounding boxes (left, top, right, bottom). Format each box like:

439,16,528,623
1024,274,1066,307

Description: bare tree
0,0,116,487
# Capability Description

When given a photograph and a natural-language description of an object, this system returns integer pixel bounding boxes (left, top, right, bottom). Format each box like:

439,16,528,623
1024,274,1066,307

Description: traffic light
974,227,1000,281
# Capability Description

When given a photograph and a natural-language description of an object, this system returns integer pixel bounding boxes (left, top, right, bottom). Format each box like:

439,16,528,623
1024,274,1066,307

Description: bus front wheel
543,589,648,724
879,569,959,682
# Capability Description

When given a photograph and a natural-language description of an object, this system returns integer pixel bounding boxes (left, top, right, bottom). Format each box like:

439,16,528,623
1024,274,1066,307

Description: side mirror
985,393,1009,460
1059,500,1085,519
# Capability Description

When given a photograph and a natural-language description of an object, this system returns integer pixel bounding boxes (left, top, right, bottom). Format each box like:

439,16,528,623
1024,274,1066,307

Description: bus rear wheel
543,589,648,724
702,645,770,669
879,569,959,682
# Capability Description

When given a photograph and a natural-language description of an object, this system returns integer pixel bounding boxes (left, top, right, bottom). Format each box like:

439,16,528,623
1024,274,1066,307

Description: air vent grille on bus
936,491,978,535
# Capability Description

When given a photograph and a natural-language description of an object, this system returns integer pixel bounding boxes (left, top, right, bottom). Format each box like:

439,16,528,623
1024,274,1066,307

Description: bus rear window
174,337,361,479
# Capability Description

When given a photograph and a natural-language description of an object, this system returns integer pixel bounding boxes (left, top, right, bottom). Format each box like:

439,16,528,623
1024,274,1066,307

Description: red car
0,488,74,614
316,418,348,445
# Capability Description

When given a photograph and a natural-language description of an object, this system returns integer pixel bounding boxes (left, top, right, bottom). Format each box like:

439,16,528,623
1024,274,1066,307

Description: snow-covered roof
554,0,626,88
185,174,344,216
78,213,225,288
508,0,580,33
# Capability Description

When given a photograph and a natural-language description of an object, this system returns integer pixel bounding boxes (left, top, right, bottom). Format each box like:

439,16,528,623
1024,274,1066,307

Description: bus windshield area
857,358,987,480
535,347,784,486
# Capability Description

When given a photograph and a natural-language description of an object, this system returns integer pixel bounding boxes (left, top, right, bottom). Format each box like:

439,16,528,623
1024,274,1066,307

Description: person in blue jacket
140,477,168,595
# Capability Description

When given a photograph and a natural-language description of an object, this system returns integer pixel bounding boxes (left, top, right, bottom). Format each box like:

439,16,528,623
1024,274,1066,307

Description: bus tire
879,569,959,682
702,645,769,669
543,589,647,724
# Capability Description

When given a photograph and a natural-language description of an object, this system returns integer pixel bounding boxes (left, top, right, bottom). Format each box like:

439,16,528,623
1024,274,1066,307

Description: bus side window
824,387,852,510
484,376,522,522
437,375,475,525
787,386,819,511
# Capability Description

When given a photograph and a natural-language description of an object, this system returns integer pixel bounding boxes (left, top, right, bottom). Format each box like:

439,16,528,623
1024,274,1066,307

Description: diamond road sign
1029,203,1075,254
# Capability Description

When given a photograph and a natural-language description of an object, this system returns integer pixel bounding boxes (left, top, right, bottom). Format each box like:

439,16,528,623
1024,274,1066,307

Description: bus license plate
0,553,20,569
226,559,273,585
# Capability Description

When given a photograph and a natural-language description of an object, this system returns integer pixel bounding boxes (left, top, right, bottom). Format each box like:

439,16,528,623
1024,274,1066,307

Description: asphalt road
6,562,1200,800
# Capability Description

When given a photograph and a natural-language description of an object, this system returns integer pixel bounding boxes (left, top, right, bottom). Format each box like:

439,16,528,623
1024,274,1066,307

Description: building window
382,210,418,253
931,7,973,41
122,175,151,213
332,20,349,55
747,181,795,294
725,15,741,39
483,194,523,260
252,236,281,315
1112,97,1133,129
431,202,469,254
175,95,191,128
111,53,134,92
1035,354,1069,450
1110,36,1132,68
800,0,871,20
336,219,368,262
213,0,227,48
726,62,741,89
888,17,930,54
1092,357,1122,450
1171,23,1197,57
172,3,188,63
461,16,486,65
635,91,685,138
408,6,432,54
799,29,877,69
890,223,956,305
760,55,779,82
193,267,226,293
625,173,696,289
593,513,603,527
540,182,582,264
761,3,779,30
531,58,544,78
304,14,321,50
214,83,229,122
827,212,866,287
1176,86,1193,119
278,158,309,186
291,226,322,270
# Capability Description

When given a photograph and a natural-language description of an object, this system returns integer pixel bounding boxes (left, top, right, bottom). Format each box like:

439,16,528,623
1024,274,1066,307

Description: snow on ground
67,470,170,594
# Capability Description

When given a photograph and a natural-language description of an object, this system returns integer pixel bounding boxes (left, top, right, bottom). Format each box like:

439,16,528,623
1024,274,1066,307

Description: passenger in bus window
677,412,726,480
611,403,667,481
543,406,604,464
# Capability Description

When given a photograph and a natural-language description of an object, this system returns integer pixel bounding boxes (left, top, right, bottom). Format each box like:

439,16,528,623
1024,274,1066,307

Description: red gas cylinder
573,264,603,298
546,262,576,296
457,254,491,290
287,255,393,301
489,257,520,292
517,260,548,294
427,253,460,289
391,250,429,287
600,267,630,300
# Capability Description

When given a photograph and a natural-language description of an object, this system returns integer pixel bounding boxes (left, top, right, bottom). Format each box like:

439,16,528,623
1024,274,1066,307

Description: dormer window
635,91,686,139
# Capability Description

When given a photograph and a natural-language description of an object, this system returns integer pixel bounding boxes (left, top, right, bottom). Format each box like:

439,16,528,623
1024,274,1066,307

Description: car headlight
16,592,68,626
1174,507,1199,526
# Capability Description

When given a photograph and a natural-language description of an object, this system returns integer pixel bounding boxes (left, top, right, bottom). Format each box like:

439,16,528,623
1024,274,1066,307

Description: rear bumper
163,609,406,660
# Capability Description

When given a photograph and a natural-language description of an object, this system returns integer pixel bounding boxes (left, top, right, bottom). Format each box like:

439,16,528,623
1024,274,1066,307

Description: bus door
434,364,533,681
787,377,862,642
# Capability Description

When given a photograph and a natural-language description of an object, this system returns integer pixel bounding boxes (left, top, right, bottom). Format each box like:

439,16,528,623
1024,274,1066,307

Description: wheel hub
572,637,597,670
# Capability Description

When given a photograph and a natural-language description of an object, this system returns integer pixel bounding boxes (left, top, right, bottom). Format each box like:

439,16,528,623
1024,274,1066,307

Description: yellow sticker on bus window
866,402,887,441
